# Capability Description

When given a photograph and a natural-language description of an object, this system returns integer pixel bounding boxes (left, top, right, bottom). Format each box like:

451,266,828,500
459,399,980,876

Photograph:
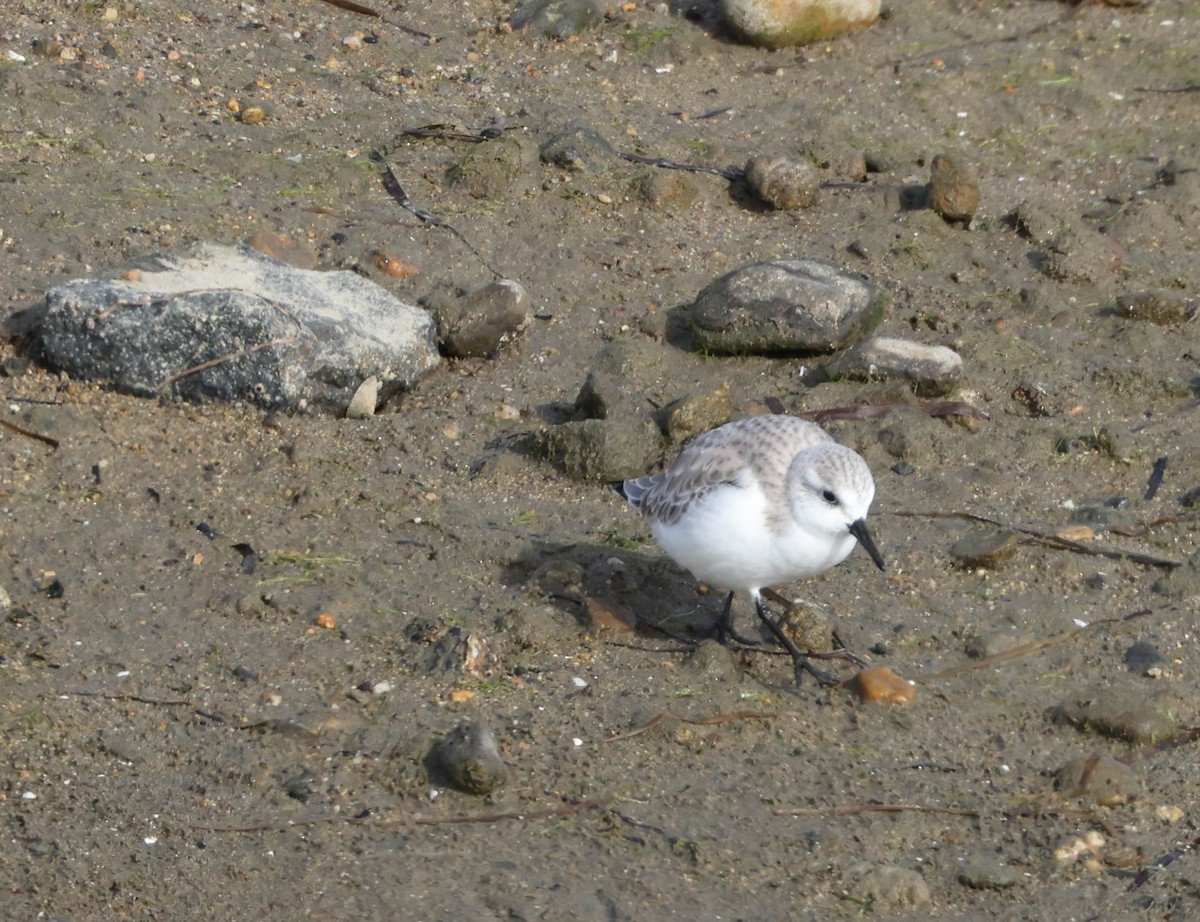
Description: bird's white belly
651,483,855,593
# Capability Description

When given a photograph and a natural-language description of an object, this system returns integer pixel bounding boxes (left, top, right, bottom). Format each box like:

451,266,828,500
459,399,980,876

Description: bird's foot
754,598,845,687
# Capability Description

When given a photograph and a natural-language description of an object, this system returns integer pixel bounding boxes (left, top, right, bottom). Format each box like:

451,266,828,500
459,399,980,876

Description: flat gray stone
39,243,439,411
510,0,601,40
825,335,962,395
690,258,888,355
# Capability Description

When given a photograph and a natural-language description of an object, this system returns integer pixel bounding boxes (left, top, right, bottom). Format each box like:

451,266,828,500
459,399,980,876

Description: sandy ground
2,0,1200,919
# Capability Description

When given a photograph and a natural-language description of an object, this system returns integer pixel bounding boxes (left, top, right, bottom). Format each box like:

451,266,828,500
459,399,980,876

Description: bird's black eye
822,489,839,505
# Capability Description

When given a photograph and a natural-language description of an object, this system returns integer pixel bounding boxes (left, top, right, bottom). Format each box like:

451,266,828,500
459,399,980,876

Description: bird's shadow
506,538,724,642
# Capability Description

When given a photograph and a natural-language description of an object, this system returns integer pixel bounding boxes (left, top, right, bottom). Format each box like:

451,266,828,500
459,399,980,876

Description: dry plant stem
603,709,802,743
195,797,610,834
886,7,1083,69
0,417,59,449
155,337,299,393
919,608,1153,681
804,400,989,424
377,156,503,278
890,509,1182,569
313,0,434,40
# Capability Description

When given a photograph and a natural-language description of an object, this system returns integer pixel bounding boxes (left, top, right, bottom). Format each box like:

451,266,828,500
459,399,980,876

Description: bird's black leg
715,591,768,647
754,597,841,687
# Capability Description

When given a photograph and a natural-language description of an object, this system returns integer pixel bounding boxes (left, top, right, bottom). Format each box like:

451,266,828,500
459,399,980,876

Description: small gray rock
690,258,888,355
429,279,530,359
1054,753,1140,806
536,417,664,482
949,530,1018,568
957,858,1022,891
824,336,962,395
1117,290,1193,325
539,123,615,173
722,0,881,48
511,0,601,39
446,137,540,199
1123,640,1168,673
39,243,439,411
848,863,930,909
744,153,820,210
1050,687,1179,744
573,371,630,421
427,717,508,796
1155,544,1200,599
928,153,980,224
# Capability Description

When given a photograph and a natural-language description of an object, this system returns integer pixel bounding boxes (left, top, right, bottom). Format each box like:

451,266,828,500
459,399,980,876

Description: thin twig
803,400,989,424
376,155,503,279
889,509,1182,569
615,150,742,181
195,797,609,834
603,708,800,743
156,337,299,394
0,417,59,449
918,608,1153,681
885,7,1083,69
314,0,434,40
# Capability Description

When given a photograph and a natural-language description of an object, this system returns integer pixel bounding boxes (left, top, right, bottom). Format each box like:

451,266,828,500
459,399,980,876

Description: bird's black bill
849,518,885,571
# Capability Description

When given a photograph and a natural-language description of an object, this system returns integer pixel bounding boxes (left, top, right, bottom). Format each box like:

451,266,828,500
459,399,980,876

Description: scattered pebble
427,279,530,359
846,667,916,704
848,863,930,909
539,123,616,174
583,596,637,634
427,717,509,795
372,251,420,279
1050,687,1180,744
1054,753,1140,807
744,153,820,209
1117,289,1193,325
957,857,1021,891
689,258,888,355
447,137,539,199
510,0,602,39
637,170,699,210
823,336,962,395
536,415,664,482
949,529,1018,568
1123,640,1168,674
659,386,732,445
928,153,980,224
722,0,881,47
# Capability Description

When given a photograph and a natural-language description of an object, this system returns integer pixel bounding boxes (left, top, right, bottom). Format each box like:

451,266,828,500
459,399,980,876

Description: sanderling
616,413,885,685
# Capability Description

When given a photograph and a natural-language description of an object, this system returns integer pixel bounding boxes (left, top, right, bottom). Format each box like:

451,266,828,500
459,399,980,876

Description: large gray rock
39,243,439,411
690,258,888,355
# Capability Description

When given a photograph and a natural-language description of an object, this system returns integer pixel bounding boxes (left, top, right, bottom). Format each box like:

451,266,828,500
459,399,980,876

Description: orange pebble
847,667,916,704
315,612,336,630
1054,525,1096,542
373,251,419,278
449,689,476,703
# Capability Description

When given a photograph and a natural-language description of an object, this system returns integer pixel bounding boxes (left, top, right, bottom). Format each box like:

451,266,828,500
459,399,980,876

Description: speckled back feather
621,415,833,526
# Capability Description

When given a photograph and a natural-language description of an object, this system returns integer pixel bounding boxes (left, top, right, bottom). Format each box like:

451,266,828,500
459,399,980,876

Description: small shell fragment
345,376,379,419
847,667,917,704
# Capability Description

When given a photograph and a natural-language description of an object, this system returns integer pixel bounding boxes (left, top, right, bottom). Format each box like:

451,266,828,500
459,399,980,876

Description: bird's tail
612,476,653,510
